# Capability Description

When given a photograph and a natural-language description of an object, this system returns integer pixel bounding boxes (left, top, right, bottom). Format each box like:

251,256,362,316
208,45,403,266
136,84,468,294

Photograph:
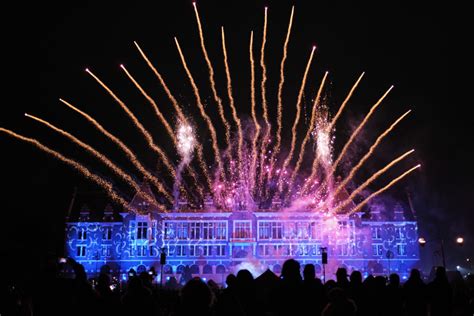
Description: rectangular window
234,221,251,239
372,244,383,256
137,222,148,239
371,227,382,240
77,245,86,257
78,229,87,240
176,245,187,257
258,222,271,239
102,245,112,257
137,245,147,257
202,222,215,240
310,222,321,240
395,227,404,240
272,222,283,239
164,222,175,239
397,244,407,256
102,227,112,240
177,222,189,239
149,246,157,257
216,222,226,240
190,222,202,239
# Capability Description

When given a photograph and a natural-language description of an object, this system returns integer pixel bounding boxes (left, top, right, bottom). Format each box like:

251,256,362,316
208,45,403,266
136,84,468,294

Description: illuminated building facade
64,185,421,281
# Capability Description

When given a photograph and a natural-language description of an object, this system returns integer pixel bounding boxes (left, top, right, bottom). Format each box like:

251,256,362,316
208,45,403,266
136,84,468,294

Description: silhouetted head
350,271,362,285
281,259,301,281
336,268,348,283
97,272,110,287
325,280,337,292
226,273,237,288
181,277,212,312
409,268,421,281
237,269,254,289
435,266,447,281
389,273,400,286
303,264,315,281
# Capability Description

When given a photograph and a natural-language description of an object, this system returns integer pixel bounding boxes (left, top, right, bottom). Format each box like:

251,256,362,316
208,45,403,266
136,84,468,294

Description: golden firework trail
274,6,295,159
85,68,176,178
174,37,224,182
332,85,394,171
278,46,317,191
287,71,329,191
348,164,421,214
301,72,365,195
221,26,243,174
133,41,212,191
59,98,172,202
0,127,131,211
249,31,261,192
332,149,415,213
193,2,232,150
120,64,202,193
327,72,365,131
332,109,411,198
257,7,270,191
133,41,187,123
25,113,162,209
120,64,174,139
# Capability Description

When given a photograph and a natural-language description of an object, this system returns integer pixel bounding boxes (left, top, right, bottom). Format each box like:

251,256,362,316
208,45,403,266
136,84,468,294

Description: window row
166,245,226,257
371,226,406,240
76,227,113,241
372,243,407,256
164,221,227,240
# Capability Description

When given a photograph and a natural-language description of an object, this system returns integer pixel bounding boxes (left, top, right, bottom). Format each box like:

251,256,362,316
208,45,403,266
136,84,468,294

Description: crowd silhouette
4,257,474,316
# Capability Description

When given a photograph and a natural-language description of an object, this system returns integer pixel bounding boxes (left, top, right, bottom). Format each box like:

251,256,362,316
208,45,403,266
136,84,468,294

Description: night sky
2,0,470,282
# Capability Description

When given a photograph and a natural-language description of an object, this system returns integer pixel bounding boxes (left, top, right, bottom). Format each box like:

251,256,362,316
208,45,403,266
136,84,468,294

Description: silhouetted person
95,273,121,315
214,273,244,316
335,268,350,293
403,268,427,316
121,276,156,315
348,271,364,315
427,266,452,316
385,273,403,316
273,259,304,316
177,277,212,316
302,264,325,315
322,287,357,316
235,269,262,316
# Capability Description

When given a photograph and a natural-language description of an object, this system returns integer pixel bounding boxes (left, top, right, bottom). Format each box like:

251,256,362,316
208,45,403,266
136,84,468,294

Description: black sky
1,0,471,281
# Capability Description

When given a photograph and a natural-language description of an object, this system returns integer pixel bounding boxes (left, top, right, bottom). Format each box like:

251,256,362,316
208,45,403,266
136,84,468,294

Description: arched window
137,264,147,274
216,265,226,274
190,264,200,274
176,265,185,274
164,264,173,274
203,264,213,274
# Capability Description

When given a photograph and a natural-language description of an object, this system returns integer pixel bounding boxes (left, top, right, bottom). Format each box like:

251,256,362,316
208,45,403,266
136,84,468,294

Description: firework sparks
59,98,172,202
25,113,160,208
332,149,415,213
85,68,177,179
4,5,420,215
349,164,421,214
332,109,412,198
278,46,317,191
221,26,243,175
274,6,295,160
174,37,224,183
193,2,231,151
0,127,132,210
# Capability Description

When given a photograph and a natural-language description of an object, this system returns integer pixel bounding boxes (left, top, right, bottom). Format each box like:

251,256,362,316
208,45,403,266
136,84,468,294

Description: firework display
5,4,423,280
